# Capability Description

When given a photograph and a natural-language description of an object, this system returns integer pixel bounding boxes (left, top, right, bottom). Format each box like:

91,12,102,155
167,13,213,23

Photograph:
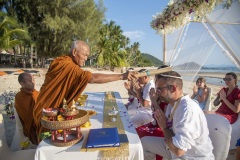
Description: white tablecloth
35,92,144,160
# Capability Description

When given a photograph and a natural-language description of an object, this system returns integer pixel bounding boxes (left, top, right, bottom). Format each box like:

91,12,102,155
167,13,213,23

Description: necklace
169,95,183,122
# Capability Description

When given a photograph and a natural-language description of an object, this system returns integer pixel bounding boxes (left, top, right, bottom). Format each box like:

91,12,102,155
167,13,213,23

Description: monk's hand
154,109,167,130
122,71,138,81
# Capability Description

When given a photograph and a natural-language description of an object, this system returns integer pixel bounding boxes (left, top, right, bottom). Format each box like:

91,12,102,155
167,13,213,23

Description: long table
34,92,144,160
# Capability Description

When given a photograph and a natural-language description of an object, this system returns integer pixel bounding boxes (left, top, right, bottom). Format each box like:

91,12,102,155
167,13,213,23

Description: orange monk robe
15,89,39,145
33,56,92,142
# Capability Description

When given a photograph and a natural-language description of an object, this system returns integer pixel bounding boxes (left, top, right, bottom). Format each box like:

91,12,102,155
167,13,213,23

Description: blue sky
102,0,239,67
103,0,169,61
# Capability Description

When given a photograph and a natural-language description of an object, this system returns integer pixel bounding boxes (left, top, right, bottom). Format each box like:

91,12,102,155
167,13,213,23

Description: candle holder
108,107,118,122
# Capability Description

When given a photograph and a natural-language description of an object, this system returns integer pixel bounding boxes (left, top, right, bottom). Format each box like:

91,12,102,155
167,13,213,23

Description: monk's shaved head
18,72,32,83
18,72,35,91
69,40,89,55
69,40,90,67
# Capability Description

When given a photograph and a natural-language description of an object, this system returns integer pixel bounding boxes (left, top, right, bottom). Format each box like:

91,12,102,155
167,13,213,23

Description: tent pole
205,17,240,67
163,30,166,65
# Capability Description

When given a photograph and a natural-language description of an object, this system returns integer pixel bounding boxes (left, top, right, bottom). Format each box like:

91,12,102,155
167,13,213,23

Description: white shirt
142,79,155,107
171,95,214,160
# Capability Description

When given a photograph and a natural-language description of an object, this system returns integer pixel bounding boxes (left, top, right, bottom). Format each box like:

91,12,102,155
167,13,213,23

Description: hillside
141,53,163,67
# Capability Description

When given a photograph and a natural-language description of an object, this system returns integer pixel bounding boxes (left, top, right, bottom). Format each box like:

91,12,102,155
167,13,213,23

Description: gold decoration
80,92,129,158
102,92,129,158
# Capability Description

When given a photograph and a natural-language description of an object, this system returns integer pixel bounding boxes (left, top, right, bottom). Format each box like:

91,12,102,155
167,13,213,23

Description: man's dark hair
156,71,183,89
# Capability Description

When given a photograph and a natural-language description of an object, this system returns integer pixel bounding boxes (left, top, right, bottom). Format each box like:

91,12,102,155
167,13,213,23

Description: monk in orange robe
15,72,39,145
33,40,136,143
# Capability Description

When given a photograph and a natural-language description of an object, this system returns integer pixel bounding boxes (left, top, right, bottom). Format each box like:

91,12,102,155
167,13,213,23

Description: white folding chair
204,87,212,111
0,114,35,160
10,105,29,151
229,112,240,150
205,114,232,160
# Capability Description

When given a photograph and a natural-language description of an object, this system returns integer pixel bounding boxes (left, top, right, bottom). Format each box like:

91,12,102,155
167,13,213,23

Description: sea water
195,69,240,86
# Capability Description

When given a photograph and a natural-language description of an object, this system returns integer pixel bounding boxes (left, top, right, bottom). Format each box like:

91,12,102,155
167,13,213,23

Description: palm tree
96,21,129,68
0,12,29,65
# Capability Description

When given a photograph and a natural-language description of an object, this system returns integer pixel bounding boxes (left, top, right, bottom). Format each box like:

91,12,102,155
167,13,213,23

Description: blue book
86,127,120,148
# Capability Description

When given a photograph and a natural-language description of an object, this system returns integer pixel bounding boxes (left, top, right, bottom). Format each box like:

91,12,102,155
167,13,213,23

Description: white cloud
123,31,145,40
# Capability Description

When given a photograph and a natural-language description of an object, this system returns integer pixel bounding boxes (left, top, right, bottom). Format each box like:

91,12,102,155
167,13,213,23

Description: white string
202,21,239,67
171,22,190,64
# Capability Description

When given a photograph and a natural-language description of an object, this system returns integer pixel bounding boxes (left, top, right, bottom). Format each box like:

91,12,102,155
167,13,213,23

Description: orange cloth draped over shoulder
33,56,92,142
15,89,39,145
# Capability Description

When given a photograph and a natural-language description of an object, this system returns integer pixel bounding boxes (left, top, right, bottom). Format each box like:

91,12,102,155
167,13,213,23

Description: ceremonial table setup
34,91,144,160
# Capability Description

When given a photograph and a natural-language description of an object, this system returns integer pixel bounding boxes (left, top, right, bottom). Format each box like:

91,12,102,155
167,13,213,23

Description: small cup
108,110,118,122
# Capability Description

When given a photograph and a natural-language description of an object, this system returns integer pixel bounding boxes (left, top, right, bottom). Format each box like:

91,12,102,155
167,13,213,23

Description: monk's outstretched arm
89,72,137,83
90,73,123,83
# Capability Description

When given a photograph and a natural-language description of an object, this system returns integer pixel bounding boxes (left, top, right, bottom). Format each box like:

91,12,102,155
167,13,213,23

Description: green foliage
1,0,105,58
96,21,129,68
0,12,29,50
141,53,163,67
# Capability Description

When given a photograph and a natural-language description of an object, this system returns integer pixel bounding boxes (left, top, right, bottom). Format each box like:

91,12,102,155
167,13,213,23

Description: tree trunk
30,45,33,68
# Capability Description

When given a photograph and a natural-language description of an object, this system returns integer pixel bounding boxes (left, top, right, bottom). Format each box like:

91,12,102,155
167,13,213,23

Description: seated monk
33,40,136,144
15,72,39,145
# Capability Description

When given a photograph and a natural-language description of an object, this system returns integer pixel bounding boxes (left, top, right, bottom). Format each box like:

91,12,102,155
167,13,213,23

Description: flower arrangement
151,0,225,35
2,91,16,119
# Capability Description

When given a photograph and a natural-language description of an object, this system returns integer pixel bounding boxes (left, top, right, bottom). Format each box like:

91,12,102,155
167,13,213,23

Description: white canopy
152,0,240,93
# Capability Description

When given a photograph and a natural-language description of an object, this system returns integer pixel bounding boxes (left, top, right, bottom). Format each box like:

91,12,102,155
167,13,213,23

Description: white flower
151,0,224,35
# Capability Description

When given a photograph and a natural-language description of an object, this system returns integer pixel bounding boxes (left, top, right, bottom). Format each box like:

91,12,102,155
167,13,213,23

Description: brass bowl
87,110,97,117
42,108,58,117
61,109,79,117
78,94,88,101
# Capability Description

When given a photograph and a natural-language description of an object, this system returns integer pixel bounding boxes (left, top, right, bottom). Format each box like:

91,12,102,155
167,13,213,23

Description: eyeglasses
156,85,172,92
223,78,233,81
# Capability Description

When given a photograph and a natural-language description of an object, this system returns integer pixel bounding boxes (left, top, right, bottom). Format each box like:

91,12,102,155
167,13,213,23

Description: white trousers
141,136,172,160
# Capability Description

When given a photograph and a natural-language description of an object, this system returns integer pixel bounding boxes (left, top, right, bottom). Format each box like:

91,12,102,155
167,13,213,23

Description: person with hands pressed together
191,77,209,110
127,69,155,127
206,72,240,124
141,71,214,160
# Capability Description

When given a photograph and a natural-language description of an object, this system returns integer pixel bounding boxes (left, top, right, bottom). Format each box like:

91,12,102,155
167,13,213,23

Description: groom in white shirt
141,71,214,160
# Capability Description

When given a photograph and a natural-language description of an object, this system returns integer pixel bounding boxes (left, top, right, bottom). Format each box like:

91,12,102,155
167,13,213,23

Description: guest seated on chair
205,72,240,124
141,71,214,160
191,77,209,110
15,72,39,145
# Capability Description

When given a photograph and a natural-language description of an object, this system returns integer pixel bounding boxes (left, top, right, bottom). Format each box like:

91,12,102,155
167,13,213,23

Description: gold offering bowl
42,108,58,121
61,110,79,119
77,94,88,106
41,109,89,147
81,110,97,128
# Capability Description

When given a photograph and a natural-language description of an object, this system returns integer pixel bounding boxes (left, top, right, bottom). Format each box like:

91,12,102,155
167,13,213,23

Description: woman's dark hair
226,72,238,86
